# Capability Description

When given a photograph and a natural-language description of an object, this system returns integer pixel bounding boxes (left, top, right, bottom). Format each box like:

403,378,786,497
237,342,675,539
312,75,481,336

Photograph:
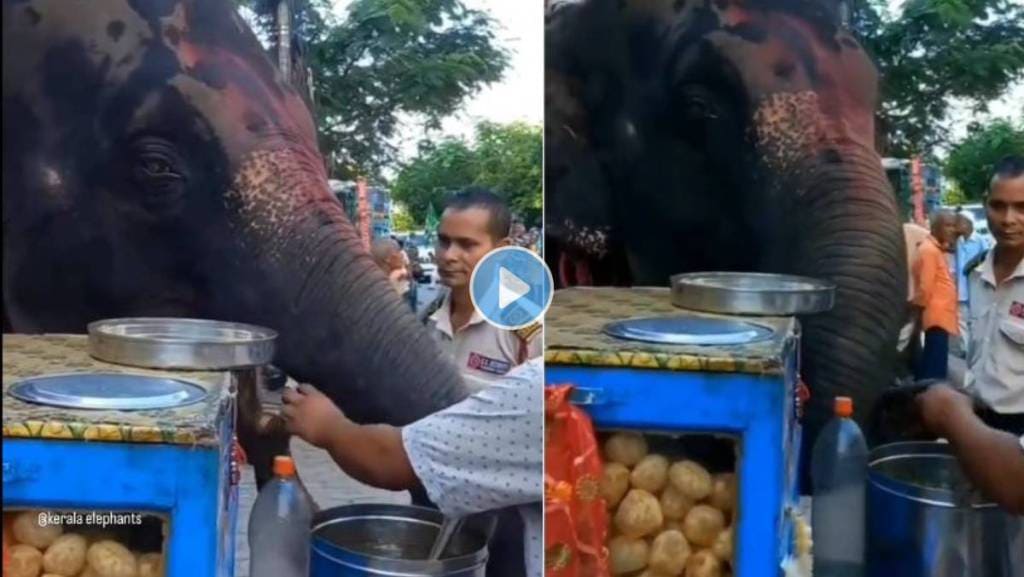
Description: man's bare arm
321,419,420,492
919,386,1024,514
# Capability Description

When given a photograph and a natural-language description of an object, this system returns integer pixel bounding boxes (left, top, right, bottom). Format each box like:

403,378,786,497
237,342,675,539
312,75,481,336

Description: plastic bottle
811,396,868,577
249,455,315,577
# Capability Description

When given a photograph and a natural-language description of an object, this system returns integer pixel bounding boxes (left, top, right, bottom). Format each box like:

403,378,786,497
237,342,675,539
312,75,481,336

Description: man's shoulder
419,287,451,324
513,322,543,343
965,249,989,278
919,238,941,255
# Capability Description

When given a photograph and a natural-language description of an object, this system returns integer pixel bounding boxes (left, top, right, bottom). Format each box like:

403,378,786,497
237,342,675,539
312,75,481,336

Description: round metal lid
671,272,835,316
88,318,277,370
8,373,208,410
603,316,774,346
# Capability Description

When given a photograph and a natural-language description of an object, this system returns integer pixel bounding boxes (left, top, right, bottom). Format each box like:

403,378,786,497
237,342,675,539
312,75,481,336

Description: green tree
391,204,417,232
391,122,543,226
942,181,968,206
853,0,1024,156
391,139,479,223
473,122,543,225
237,0,509,178
945,120,1024,199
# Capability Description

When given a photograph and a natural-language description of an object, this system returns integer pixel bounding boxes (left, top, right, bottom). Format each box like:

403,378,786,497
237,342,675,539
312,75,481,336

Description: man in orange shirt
912,210,960,379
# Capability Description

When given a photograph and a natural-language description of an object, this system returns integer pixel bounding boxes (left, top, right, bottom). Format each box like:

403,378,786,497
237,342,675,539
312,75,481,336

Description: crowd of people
902,155,1023,514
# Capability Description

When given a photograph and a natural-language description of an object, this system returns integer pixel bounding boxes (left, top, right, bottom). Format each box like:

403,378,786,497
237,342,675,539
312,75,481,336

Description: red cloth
545,385,610,577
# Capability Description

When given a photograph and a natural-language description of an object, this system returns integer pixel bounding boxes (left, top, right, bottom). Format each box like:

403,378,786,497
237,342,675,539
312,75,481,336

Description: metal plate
88,318,277,370
8,373,208,410
604,315,774,346
671,272,835,316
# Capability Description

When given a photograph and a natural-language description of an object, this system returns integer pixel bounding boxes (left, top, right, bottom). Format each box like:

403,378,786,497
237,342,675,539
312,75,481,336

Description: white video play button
498,267,531,309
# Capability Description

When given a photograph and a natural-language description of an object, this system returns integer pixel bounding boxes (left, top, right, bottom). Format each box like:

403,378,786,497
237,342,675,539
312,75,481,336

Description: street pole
357,179,371,249
276,0,291,80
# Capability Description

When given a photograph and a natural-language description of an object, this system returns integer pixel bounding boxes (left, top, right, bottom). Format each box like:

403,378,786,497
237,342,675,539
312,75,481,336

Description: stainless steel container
670,271,835,316
867,442,1024,577
87,318,277,370
310,504,488,577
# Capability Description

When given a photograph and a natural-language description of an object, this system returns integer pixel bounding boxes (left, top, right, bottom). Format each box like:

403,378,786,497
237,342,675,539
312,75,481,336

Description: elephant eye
136,155,178,177
143,158,170,174
683,93,718,120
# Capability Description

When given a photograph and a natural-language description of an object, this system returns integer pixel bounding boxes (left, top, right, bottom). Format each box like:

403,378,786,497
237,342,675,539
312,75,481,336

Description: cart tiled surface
3,334,231,446
545,287,798,374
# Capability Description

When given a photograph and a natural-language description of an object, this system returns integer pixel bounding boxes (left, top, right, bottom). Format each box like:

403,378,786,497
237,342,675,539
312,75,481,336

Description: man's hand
916,384,974,438
282,384,348,449
914,384,1024,514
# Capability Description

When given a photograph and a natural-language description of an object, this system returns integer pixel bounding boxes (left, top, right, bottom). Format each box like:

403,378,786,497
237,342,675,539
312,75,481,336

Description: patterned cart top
544,288,797,375
3,335,232,447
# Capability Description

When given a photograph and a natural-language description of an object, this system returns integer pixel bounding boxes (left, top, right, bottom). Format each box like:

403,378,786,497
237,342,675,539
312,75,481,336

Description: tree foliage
391,204,418,232
391,122,543,226
236,0,510,178
473,122,543,223
945,119,1024,199
853,0,1024,156
391,139,478,224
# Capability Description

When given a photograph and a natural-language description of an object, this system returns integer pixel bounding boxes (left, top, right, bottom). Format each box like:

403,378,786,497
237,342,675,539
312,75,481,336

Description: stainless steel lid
671,272,835,316
8,373,208,410
604,315,774,346
88,318,277,370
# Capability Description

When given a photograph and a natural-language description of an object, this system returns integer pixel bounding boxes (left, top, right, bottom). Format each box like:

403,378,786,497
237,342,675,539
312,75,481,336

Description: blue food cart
3,333,241,577
545,287,813,577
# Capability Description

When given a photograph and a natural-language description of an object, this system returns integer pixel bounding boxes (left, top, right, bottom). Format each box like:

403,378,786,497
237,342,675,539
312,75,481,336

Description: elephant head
546,0,906,469
3,0,468,483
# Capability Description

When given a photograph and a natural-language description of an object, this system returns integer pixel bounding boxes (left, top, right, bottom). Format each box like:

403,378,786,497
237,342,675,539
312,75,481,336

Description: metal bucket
867,442,1024,577
310,504,488,576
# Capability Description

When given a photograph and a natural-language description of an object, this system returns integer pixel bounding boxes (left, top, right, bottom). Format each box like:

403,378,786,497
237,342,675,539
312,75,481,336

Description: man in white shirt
964,155,1024,436
282,358,544,575
426,188,542,391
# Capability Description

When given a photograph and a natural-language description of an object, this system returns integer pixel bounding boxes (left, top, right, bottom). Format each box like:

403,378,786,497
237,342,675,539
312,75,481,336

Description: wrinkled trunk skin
217,148,470,487
766,144,906,485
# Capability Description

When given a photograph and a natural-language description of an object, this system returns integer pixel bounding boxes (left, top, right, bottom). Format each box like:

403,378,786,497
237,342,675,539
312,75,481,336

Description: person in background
370,238,411,301
916,384,1024,514
426,188,542,392
912,210,960,380
510,221,528,248
396,238,419,309
952,214,990,357
963,155,1024,435
282,358,544,575
405,243,425,283
527,226,542,253
899,221,932,368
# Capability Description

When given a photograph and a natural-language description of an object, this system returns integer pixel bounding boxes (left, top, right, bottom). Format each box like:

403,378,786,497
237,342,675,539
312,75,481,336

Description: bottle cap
834,396,853,418
273,455,296,477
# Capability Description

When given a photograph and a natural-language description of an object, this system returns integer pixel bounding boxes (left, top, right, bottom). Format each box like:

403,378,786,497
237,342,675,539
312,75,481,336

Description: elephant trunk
773,144,906,468
221,148,468,484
